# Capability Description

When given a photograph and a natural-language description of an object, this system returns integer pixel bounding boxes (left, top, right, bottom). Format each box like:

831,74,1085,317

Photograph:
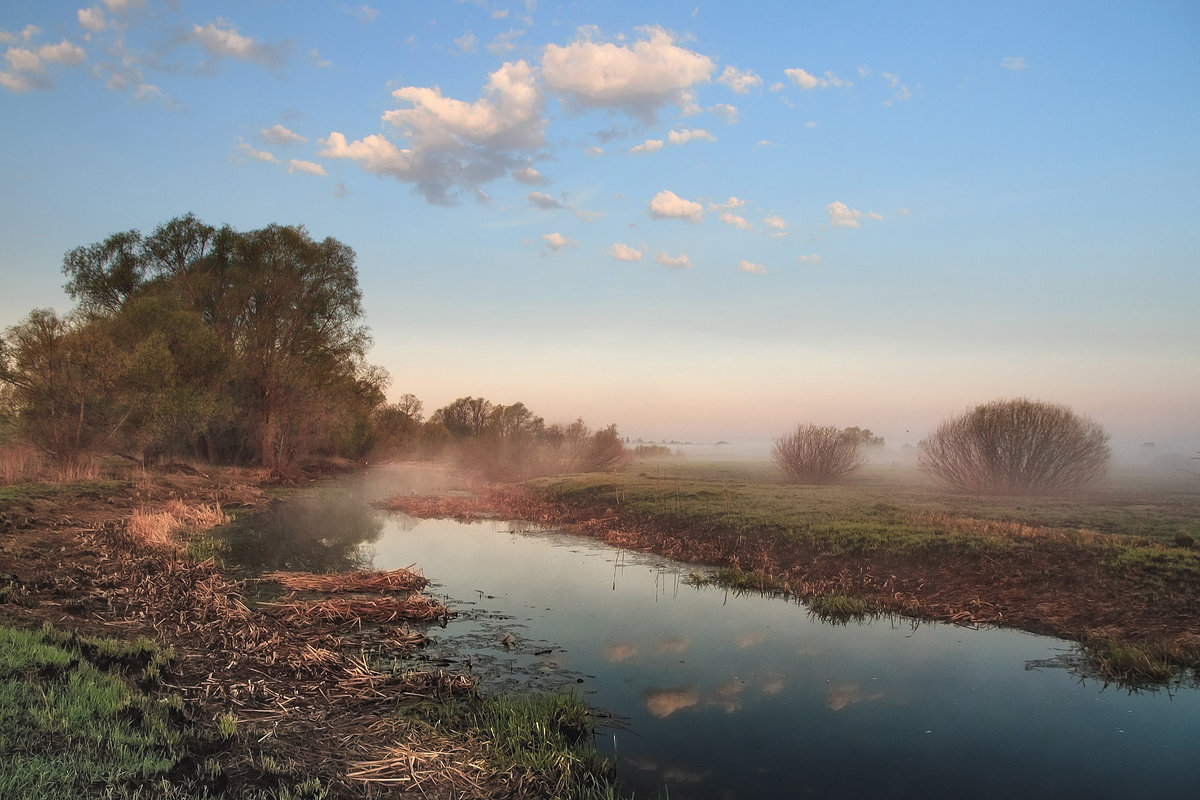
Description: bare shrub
918,398,1110,494
773,424,865,484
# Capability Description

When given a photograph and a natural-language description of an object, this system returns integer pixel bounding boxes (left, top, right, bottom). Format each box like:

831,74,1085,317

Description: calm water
222,465,1200,800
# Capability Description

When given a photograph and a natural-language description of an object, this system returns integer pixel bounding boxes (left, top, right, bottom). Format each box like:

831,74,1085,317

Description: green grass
535,462,1200,572
0,624,182,799
0,623,330,800
408,691,623,799
1076,637,1192,688
0,479,131,507
807,593,877,624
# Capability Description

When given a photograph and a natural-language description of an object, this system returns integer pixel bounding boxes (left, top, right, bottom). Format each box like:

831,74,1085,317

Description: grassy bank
503,461,1200,684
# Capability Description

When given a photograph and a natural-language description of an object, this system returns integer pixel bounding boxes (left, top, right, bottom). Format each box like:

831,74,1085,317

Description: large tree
46,214,383,473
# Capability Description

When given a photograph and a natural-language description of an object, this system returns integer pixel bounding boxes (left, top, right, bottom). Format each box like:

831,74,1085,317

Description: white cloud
190,19,288,69
785,67,820,90
608,242,643,262
5,48,43,74
827,200,881,228
261,123,306,145
785,67,851,90
719,211,751,231
1002,56,1026,71
348,5,379,23
0,69,43,92
717,65,761,94
796,253,821,264
78,7,108,33
542,25,715,121
527,191,563,209
322,60,545,204
491,9,509,19
585,145,603,156
630,139,663,154
512,165,544,184
668,128,714,144
738,260,767,274
0,25,41,45
0,36,84,93
708,102,738,122
649,189,703,222
764,215,786,231
543,232,578,251
103,0,145,11
487,29,524,56
455,32,477,53
710,196,744,211
236,141,278,162
288,159,326,176
308,48,332,68
38,40,85,65
133,82,165,103
656,251,692,270
881,71,900,88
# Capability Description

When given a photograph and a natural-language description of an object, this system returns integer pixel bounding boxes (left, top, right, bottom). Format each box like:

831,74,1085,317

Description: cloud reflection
761,672,787,696
712,677,746,713
736,631,765,649
645,686,700,718
826,683,884,711
653,635,689,655
606,643,639,663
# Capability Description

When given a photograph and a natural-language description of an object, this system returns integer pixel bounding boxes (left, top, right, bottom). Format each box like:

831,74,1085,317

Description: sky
1,1,1198,454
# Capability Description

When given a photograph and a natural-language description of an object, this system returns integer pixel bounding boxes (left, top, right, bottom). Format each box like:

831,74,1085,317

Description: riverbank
0,464,619,799
381,462,1200,686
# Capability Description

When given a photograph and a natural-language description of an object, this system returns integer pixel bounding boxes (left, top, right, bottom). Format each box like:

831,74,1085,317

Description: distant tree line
373,394,628,480
0,215,627,479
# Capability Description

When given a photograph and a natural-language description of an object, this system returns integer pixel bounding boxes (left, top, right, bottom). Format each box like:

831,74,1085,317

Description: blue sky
2,1,1198,452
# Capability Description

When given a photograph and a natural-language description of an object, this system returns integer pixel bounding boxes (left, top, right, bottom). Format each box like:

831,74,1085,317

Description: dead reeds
259,594,453,625
347,729,492,793
260,568,429,594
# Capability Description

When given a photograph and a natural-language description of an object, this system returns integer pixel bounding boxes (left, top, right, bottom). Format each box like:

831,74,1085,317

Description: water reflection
825,682,885,712
218,490,384,573
606,643,639,663
644,686,701,718
653,636,689,655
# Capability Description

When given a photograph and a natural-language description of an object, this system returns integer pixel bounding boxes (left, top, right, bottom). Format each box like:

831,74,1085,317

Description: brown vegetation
773,424,865,484
0,469,491,796
919,398,1110,494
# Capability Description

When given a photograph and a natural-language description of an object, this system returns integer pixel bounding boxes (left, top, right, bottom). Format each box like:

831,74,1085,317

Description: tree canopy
3,214,384,475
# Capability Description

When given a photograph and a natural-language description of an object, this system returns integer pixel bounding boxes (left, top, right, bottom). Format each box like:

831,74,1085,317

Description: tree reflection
219,490,385,573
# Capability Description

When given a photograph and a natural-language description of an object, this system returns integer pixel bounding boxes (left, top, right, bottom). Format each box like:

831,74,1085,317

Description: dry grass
0,442,44,484
124,501,229,549
904,511,1107,545
261,568,430,594
347,729,491,792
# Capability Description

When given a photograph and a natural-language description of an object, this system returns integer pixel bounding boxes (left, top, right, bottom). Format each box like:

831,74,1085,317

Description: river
220,464,1200,800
